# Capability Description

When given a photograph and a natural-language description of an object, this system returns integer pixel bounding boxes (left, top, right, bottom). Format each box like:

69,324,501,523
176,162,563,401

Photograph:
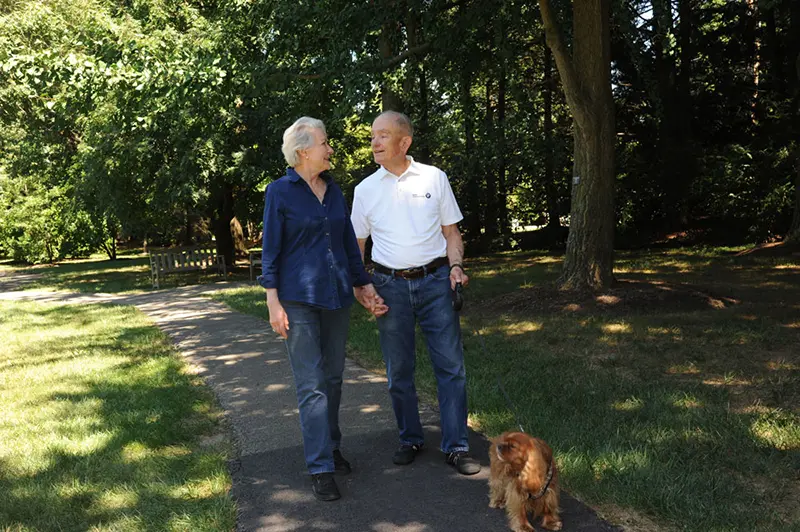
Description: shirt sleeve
350,185,371,239
439,170,464,226
257,183,282,289
339,186,371,287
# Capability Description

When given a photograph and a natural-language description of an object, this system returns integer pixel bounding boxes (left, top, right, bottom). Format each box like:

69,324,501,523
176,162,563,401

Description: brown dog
488,431,562,531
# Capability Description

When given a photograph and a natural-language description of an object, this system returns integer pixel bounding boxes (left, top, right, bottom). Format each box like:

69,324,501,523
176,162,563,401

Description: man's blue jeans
372,264,469,454
283,302,350,475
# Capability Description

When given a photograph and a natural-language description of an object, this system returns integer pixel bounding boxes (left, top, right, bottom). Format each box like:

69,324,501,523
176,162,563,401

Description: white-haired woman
258,117,387,501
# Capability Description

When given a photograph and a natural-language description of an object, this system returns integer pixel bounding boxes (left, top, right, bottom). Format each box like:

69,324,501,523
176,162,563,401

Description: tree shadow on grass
459,294,799,531
0,305,235,531
0,381,234,531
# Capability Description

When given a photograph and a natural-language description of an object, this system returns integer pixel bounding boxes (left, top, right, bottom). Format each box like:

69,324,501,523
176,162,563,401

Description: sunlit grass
1,252,250,293
0,301,235,531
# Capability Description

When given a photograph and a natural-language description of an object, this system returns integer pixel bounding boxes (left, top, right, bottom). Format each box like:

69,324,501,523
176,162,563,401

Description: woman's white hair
282,117,327,167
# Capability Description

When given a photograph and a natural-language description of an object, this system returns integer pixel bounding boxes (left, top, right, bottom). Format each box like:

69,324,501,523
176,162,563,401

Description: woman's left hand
355,284,389,317
265,291,290,339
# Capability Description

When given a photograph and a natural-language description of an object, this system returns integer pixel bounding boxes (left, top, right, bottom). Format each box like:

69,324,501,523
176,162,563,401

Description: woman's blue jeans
283,302,351,475
372,264,469,454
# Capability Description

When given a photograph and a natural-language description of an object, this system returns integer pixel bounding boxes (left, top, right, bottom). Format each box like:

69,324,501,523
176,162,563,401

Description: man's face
371,115,410,167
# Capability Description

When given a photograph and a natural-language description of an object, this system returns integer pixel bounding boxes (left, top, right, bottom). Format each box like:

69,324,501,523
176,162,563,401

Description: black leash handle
452,282,463,311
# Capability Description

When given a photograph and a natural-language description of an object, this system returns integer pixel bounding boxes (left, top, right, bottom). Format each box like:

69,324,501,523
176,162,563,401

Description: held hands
449,263,469,290
266,294,290,339
354,284,389,317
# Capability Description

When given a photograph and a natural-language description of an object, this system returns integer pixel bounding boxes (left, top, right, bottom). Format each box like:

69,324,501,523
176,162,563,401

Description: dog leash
453,282,526,433
454,281,554,498
494,364,527,434
475,317,555,499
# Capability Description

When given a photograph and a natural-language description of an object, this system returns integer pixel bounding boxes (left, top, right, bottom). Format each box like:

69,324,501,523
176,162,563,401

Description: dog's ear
519,439,551,493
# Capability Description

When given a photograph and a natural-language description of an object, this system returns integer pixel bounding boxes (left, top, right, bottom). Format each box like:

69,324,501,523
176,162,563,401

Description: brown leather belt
372,257,449,279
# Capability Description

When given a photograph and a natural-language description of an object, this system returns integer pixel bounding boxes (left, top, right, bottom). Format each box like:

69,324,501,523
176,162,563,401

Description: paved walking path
2,283,621,532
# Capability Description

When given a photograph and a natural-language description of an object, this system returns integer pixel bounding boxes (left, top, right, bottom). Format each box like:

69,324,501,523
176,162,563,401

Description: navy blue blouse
257,168,370,309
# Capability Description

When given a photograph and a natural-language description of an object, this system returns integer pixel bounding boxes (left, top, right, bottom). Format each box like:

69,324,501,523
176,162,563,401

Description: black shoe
392,443,422,465
333,449,351,475
445,451,481,475
311,472,341,501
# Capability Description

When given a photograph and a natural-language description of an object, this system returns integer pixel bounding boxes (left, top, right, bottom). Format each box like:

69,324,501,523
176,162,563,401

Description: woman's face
299,128,333,174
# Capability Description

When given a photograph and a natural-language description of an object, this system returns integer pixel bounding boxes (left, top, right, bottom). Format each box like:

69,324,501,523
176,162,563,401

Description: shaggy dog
488,431,562,531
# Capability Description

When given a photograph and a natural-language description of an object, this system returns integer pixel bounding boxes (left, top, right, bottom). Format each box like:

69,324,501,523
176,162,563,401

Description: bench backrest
149,246,220,273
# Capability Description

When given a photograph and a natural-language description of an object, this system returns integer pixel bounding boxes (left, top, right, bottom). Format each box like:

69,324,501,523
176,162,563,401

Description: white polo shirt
351,156,463,269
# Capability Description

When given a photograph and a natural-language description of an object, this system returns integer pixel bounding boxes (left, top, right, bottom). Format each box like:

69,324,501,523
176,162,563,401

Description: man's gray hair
282,116,327,167
377,110,414,137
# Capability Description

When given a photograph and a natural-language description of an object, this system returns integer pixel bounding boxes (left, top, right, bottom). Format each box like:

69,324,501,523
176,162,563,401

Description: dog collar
527,459,554,500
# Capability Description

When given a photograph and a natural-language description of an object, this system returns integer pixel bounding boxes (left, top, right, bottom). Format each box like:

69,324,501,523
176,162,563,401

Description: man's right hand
355,284,389,317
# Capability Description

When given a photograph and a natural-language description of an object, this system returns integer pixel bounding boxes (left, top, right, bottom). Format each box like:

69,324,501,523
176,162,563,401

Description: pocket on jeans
429,265,450,281
371,270,392,288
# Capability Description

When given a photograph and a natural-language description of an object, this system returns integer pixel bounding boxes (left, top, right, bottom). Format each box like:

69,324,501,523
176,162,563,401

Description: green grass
209,247,800,532
0,300,236,532
1,252,250,294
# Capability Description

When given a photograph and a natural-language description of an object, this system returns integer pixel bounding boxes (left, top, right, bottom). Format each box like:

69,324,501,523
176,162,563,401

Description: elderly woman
258,117,386,502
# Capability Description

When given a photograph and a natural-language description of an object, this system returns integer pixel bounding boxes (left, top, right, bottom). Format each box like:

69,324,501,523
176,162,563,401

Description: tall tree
542,44,561,232
539,0,616,290
788,49,800,242
788,2,800,242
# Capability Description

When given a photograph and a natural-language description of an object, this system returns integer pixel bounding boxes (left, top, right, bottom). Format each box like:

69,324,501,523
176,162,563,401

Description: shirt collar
287,167,333,183
380,156,418,180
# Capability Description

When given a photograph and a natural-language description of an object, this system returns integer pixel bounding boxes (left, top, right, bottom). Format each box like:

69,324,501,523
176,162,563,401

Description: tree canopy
1,0,798,284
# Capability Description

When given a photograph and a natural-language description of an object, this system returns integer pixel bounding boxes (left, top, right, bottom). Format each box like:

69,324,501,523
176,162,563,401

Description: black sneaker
311,472,341,501
333,449,351,475
445,451,481,475
392,443,422,465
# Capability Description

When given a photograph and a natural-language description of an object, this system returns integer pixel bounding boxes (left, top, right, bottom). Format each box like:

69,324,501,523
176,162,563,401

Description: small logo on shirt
412,192,432,199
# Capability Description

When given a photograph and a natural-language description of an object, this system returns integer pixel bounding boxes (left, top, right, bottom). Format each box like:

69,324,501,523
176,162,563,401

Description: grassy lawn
0,300,236,531
209,247,800,532
0,252,251,294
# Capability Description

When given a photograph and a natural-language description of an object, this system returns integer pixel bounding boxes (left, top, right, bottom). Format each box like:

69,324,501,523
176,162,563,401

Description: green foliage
1,0,799,265
0,173,102,263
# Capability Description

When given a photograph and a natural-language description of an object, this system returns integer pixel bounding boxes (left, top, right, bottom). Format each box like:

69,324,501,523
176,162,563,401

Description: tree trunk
417,64,431,162
497,59,509,237
183,207,193,246
543,44,560,231
380,22,404,112
406,6,431,162
788,51,800,242
676,0,695,225
212,181,236,269
461,64,482,241
539,0,615,291
762,5,782,98
230,216,247,258
745,0,761,123
484,81,499,243
102,217,118,260
789,151,800,242
653,0,681,227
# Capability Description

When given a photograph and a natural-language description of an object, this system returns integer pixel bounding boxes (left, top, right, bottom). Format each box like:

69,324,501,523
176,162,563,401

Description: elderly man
350,111,480,475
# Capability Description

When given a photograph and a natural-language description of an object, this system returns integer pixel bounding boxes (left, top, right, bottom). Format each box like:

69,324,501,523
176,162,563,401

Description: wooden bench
249,250,262,282
148,246,226,289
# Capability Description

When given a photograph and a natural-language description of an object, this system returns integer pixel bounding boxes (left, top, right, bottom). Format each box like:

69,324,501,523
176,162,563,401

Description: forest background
1,0,799,281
